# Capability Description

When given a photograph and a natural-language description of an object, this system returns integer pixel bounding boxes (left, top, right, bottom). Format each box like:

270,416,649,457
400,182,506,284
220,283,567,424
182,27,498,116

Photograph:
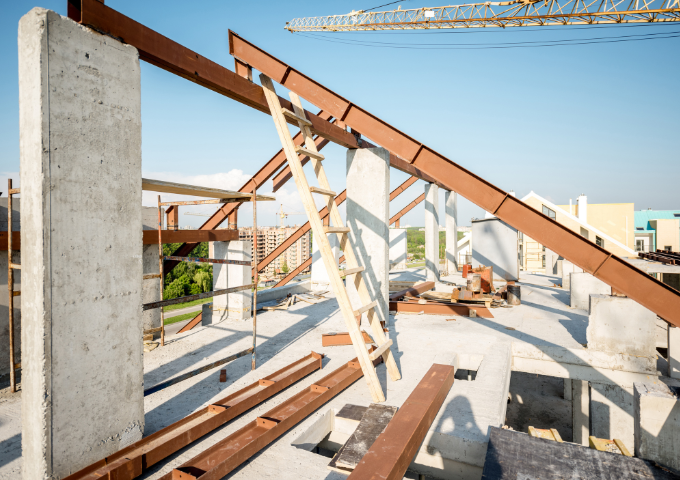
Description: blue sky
1,0,678,228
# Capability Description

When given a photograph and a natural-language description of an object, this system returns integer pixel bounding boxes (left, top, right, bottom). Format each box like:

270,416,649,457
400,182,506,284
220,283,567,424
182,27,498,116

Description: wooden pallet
260,74,400,402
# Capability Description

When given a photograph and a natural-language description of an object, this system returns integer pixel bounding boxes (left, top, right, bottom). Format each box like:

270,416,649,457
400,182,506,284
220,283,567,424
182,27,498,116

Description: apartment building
239,226,311,278
635,210,680,253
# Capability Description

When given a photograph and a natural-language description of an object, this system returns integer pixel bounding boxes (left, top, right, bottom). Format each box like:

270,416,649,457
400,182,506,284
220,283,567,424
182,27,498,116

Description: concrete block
634,382,680,471
256,280,311,304
545,248,562,276
389,228,407,271
587,294,656,357
572,380,590,446
211,240,251,321
142,207,161,332
444,191,458,275
590,382,634,453
569,272,611,310
346,147,390,325
561,260,583,290
0,199,21,377
19,9,143,476
424,183,440,282
669,326,680,379
471,218,519,281
311,231,339,291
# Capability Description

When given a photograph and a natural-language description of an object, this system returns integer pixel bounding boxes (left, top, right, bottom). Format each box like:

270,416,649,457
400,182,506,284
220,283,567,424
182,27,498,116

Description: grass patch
164,311,201,326
163,297,213,312
407,262,425,268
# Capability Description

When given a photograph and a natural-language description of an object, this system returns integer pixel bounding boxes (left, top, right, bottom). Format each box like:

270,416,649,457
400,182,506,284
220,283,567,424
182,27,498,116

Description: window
596,236,604,248
580,227,589,240
636,227,644,231
665,246,673,252
674,214,680,218
542,205,556,220
542,254,546,268
636,240,645,252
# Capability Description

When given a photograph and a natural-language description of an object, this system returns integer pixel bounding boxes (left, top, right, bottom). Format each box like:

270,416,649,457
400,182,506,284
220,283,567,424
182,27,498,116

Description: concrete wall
560,259,583,290
569,272,611,310
256,280,311,304
19,9,143,477
424,183,440,282
634,382,680,471
311,232,339,291
590,382,634,453
572,380,590,446
346,147,390,326
389,228,407,271
210,240,252,323
471,218,519,281
444,191,458,275
142,207,161,332
586,294,656,357
669,326,680,379
0,199,21,377
544,248,562,276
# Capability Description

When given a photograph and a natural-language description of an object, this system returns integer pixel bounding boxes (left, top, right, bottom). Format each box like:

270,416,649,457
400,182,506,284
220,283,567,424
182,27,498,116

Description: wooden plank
295,146,324,160
142,178,274,201
353,300,377,318
142,229,239,245
324,226,350,234
309,186,336,196
282,107,311,126
368,340,393,361
343,266,365,277
388,281,435,301
335,404,398,470
481,427,674,479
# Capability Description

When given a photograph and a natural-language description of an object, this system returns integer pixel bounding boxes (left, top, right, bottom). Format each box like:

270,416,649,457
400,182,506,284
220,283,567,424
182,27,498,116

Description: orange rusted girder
228,31,680,327
390,192,425,226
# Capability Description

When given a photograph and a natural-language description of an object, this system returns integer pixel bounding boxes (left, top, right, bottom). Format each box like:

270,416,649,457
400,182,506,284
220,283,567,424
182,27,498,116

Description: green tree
194,270,212,293
281,260,289,274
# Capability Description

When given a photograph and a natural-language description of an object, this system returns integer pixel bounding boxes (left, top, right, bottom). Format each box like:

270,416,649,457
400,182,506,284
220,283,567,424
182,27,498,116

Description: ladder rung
344,266,366,277
295,146,325,161
309,186,336,197
324,226,350,234
354,299,377,318
368,339,393,361
281,108,312,127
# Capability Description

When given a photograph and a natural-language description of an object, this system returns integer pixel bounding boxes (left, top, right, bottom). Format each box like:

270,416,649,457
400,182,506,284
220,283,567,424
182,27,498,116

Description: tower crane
279,204,304,228
285,0,680,32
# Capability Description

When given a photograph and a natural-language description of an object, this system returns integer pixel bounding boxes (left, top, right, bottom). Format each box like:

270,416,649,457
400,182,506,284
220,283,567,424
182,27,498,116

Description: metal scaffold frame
6,180,20,393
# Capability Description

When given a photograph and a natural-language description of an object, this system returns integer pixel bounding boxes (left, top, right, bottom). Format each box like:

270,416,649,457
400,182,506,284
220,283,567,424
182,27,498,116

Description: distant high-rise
238,225,311,279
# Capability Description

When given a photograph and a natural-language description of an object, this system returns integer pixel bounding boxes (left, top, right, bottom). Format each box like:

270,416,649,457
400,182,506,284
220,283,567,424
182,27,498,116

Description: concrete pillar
311,233,339,291
569,272,611,310
389,228,407,271
207,240,252,324
346,147,390,325
668,326,680,379
634,382,680,471
590,382,634,453
572,380,590,446
424,183,440,282
142,208,161,332
19,9,143,477
0,198,21,377
561,260,583,290
586,294,656,357
564,379,572,401
444,191,458,275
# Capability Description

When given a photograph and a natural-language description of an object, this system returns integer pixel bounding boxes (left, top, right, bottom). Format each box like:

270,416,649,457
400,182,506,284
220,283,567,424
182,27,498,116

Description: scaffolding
6,180,20,393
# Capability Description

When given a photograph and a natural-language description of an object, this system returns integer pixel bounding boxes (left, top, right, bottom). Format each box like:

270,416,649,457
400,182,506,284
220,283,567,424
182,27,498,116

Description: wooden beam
143,229,239,245
142,178,274,201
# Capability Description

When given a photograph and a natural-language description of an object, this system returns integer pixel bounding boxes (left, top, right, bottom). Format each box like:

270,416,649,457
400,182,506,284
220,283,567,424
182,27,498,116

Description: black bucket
507,285,521,305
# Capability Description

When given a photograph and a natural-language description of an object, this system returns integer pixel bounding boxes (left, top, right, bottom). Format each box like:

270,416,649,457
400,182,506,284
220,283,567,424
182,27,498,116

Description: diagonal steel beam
390,192,425,226
228,30,680,327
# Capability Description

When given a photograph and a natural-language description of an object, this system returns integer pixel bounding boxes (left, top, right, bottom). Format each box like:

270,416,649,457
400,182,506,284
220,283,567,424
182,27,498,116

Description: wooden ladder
260,74,400,402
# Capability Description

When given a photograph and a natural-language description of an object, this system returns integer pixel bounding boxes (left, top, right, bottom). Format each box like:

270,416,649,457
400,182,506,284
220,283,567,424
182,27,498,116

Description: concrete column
389,228,407,271
311,232,339,291
561,260,583,290
563,379,572,401
569,273,611,310
0,198,21,377
572,380,590,446
590,382,634,453
142,208,161,332
668,326,680,379
424,183,440,282
586,294,656,357
445,190,458,276
634,382,680,471
19,9,143,477
208,240,252,324
346,147,390,325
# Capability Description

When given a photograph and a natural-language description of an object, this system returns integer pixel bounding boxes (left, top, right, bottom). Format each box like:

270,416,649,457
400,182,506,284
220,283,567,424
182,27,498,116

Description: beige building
239,226,311,279
520,192,635,273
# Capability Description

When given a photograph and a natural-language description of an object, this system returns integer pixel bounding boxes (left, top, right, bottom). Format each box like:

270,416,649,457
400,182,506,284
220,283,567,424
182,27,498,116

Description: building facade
634,210,680,253
238,226,311,279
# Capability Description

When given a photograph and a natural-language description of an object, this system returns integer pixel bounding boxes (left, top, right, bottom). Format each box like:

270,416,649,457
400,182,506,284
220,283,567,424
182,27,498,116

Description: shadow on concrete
0,433,21,469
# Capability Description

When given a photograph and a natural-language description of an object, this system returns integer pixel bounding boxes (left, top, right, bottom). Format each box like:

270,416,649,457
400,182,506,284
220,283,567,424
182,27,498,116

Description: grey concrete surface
445,191,458,275
424,183,440,282
590,382,635,453
256,280,312,304
389,228,407,271
471,218,519,281
569,272,611,310
0,198,20,377
572,379,590,446
211,240,251,321
669,326,680,379
346,147,390,326
18,9,143,477
560,259,583,290
143,207,161,332
587,294,656,357
634,382,680,471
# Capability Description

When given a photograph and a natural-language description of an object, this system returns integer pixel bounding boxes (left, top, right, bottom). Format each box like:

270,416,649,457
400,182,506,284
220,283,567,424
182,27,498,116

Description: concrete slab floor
0,269,591,478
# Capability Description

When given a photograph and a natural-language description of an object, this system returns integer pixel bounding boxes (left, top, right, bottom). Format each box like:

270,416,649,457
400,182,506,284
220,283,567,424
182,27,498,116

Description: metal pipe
158,195,164,347
142,284,253,311
7,179,15,393
162,255,250,266
252,185,258,371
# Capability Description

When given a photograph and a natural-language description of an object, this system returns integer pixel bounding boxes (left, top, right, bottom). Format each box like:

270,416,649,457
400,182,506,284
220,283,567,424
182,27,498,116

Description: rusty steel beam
322,331,374,346
347,363,455,480
143,284,252,311
390,300,493,318
229,31,680,327
389,281,435,301
161,352,383,480
142,229,238,245
0,232,20,251
389,175,418,201
176,311,203,334
64,352,324,480
390,193,425,226
272,136,330,192
272,256,312,289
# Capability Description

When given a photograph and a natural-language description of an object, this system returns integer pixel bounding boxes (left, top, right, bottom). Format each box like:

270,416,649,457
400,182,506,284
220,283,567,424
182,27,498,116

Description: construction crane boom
285,0,680,32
